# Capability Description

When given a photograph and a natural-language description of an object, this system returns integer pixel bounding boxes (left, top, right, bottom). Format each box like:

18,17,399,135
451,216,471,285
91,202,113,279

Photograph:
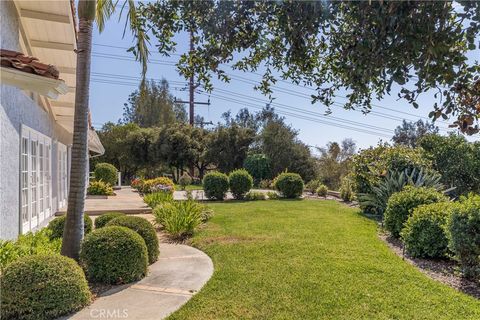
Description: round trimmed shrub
316,184,328,198
229,169,253,200
94,212,125,229
106,216,159,264
401,202,455,258
80,226,148,284
274,172,304,198
94,163,118,186
178,172,192,190
447,194,480,279
47,214,93,239
384,186,448,238
0,254,91,320
203,171,229,200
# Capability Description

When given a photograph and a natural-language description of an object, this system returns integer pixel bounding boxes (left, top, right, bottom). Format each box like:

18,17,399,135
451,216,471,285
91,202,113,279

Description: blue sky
89,11,476,152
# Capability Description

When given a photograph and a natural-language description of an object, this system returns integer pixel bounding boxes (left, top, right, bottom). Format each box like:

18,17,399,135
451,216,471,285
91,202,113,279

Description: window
20,126,52,233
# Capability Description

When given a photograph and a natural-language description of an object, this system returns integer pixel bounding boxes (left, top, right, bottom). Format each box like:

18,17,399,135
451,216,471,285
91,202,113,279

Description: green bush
420,134,480,196
203,171,229,200
0,229,61,270
384,186,447,238
339,177,354,202
143,191,174,208
139,177,174,194
350,144,433,212
94,163,118,186
154,199,204,239
106,216,159,264
229,169,253,200
447,194,480,279
258,179,273,189
245,191,267,201
267,191,280,200
0,254,91,320
178,172,192,190
305,179,321,194
316,184,328,198
401,202,455,258
47,214,93,239
87,180,114,196
80,226,148,284
274,172,304,199
94,212,125,229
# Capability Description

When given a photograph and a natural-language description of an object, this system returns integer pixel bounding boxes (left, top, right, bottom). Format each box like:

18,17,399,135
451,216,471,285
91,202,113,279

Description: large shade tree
61,0,149,259
139,1,480,133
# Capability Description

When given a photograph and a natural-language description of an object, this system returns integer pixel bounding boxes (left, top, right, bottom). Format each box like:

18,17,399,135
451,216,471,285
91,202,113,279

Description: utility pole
189,29,195,126
175,28,210,126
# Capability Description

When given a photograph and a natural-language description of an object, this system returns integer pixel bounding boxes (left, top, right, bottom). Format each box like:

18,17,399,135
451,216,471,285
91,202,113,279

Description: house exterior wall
0,1,72,239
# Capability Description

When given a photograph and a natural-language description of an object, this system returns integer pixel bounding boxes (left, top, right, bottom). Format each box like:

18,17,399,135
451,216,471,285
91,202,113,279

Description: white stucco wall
1,1,73,239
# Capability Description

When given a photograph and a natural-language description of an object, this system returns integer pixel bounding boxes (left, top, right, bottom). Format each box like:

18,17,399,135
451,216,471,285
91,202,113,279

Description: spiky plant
357,168,451,218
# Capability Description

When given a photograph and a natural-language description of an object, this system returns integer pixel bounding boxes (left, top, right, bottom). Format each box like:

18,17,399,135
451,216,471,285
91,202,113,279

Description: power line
91,73,393,133
90,77,392,138
93,42,452,126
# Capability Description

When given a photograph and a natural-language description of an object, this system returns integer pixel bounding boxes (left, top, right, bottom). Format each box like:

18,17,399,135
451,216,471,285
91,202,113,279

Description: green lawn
169,200,480,320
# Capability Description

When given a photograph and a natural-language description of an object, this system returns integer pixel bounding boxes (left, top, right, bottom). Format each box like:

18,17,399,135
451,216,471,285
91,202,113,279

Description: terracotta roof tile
0,49,60,79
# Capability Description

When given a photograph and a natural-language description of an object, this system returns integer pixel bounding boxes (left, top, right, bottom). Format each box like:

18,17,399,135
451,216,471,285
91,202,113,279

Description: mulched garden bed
379,232,480,299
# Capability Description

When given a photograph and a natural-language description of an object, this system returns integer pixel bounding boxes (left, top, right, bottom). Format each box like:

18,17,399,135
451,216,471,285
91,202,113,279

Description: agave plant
357,168,452,217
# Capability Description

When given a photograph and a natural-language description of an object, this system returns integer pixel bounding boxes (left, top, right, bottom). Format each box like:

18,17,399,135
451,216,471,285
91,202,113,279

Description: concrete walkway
58,187,150,215
66,243,213,320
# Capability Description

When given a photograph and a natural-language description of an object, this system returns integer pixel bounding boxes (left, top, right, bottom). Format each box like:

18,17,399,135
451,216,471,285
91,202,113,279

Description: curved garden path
66,244,213,320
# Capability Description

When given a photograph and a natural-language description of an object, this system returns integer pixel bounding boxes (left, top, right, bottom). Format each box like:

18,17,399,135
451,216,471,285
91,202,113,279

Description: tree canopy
137,1,480,134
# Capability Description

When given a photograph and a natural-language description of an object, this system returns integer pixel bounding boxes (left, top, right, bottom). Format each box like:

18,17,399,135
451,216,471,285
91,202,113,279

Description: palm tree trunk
61,1,95,260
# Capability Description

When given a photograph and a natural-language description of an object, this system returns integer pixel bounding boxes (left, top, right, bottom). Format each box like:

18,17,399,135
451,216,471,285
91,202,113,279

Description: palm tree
61,0,149,260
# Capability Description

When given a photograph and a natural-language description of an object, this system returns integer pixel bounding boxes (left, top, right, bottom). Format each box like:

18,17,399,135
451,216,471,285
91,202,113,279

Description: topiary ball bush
274,172,304,199
80,226,148,284
447,194,480,280
47,214,93,239
229,169,253,200
0,254,91,320
384,186,447,238
401,202,455,259
316,184,328,198
178,172,192,190
203,171,229,200
94,163,118,186
106,216,159,264
94,212,125,229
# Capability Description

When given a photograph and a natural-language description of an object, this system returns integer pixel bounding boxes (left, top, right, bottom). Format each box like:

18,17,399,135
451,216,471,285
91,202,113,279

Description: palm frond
95,0,116,32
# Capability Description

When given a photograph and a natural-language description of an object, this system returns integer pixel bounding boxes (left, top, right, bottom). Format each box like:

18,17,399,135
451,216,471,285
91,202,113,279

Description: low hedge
87,180,114,196
316,185,328,198
203,171,229,200
274,172,304,198
401,202,455,258
383,186,447,238
245,191,267,201
0,254,91,320
447,194,480,280
94,212,125,229
106,216,159,264
47,214,93,239
0,229,61,270
229,169,253,200
94,163,118,186
80,226,148,284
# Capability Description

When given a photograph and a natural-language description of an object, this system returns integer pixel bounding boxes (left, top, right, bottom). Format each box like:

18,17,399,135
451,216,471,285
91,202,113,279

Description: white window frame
57,142,68,209
20,125,52,234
